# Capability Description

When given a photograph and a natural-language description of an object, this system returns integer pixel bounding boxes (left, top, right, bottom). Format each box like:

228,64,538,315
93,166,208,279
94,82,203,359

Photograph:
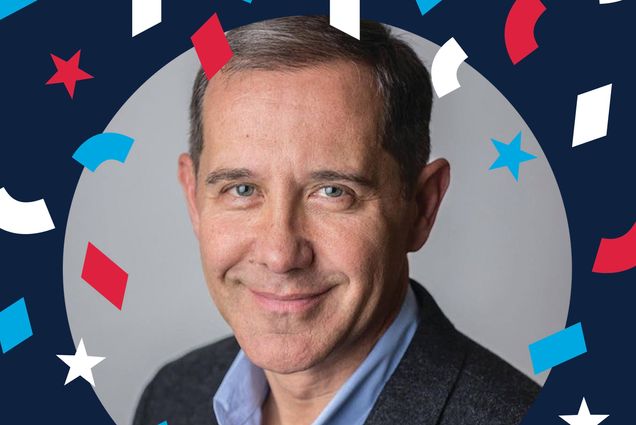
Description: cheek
323,211,390,270
313,212,393,306
196,211,251,295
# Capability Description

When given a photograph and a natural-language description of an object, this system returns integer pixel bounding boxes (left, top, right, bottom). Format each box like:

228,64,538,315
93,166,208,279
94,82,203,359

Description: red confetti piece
81,242,128,310
592,222,636,274
504,0,546,65
46,50,94,98
191,13,233,80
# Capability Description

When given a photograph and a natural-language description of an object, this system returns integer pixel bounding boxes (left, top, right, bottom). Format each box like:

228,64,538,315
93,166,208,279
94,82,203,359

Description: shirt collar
213,284,420,425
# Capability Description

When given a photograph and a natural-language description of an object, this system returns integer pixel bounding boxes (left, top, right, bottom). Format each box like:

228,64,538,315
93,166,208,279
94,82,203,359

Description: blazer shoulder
443,335,541,425
132,336,240,425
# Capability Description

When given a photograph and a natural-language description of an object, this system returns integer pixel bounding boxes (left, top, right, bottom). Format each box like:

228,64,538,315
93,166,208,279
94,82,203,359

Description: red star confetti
46,50,93,98
81,242,128,310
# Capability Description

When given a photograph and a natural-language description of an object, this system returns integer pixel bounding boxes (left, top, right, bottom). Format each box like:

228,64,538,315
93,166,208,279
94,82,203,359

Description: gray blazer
133,280,540,425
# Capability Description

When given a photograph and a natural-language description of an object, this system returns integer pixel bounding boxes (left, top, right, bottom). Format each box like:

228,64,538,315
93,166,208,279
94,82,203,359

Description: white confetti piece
431,37,468,98
0,187,54,235
329,0,359,39
132,0,162,37
572,83,612,147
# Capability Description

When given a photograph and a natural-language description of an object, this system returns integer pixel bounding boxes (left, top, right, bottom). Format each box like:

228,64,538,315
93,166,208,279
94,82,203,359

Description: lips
248,286,333,313
250,287,332,300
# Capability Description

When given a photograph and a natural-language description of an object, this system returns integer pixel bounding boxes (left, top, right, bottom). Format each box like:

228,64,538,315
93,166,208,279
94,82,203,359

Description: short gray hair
189,15,433,199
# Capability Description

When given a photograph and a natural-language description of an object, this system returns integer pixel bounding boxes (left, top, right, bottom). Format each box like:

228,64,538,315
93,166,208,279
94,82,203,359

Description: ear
178,153,201,241
407,158,451,252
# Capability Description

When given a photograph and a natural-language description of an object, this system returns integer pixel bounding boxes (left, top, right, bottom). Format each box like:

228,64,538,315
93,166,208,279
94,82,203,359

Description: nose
252,195,314,274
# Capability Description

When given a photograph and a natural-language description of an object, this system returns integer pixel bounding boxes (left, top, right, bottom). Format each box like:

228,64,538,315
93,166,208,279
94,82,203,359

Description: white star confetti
559,397,609,425
57,338,105,387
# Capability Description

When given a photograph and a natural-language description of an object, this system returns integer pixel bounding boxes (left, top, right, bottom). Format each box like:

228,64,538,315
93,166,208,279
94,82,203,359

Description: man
133,16,540,425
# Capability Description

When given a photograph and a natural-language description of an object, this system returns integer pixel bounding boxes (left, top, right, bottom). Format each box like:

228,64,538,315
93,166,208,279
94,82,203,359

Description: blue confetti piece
489,131,537,181
158,422,168,425
243,0,253,3
416,0,443,15
72,132,135,172
0,0,37,20
529,322,587,374
0,298,33,353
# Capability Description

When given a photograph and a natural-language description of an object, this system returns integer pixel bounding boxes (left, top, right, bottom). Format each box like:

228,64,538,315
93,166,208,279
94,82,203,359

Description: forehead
199,61,386,173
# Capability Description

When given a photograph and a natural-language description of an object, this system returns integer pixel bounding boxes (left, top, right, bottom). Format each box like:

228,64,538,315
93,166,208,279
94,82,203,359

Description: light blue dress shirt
213,284,420,425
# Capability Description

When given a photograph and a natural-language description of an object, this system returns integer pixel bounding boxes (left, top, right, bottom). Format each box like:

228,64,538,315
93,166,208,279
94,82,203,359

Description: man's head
178,16,450,374
189,15,434,199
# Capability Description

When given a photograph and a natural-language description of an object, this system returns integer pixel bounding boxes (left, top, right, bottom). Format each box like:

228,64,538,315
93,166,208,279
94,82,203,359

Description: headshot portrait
62,14,572,425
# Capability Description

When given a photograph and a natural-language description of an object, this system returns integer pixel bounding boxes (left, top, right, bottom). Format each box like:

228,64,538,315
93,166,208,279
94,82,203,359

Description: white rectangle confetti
572,83,612,147
330,0,360,39
132,0,162,37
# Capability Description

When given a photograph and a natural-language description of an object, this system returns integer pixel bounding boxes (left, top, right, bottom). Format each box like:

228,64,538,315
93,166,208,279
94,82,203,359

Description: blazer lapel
364,279,468,425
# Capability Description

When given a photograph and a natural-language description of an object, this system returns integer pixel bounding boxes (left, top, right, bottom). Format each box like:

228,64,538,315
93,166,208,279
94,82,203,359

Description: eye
227,184,255,197
318,186,346,198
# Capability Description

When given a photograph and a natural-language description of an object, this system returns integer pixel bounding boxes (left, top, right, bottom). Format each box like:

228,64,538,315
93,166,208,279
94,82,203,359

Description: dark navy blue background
0,0,633,423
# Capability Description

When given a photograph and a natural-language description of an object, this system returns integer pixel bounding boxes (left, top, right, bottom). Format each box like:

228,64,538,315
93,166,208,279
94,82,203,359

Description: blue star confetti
489,131,537,181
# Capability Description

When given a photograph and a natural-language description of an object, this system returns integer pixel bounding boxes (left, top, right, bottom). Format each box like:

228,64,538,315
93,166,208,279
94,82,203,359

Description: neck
261,271,410,425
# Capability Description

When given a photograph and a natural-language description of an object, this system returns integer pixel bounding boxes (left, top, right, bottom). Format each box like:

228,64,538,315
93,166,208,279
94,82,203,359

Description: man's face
180,61,417,373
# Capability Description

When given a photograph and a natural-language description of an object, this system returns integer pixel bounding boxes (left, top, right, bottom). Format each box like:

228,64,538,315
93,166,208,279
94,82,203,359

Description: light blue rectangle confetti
0,0,37,21
416,0,443,15
529,322,587,374
0,297,33,353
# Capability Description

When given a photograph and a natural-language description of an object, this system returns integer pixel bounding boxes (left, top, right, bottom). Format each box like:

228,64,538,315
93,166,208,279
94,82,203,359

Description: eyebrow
205,168,253,185
205,168,377,189
309,169,377,189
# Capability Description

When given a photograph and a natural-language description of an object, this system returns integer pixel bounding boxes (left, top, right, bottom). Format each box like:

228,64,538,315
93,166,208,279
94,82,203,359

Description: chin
238,332,328,374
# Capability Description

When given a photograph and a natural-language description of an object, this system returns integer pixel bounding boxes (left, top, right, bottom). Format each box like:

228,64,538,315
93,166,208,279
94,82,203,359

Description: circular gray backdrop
63,27,571,425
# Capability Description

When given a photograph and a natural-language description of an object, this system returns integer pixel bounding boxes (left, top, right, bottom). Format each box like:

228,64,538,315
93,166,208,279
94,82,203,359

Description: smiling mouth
248,287,333,313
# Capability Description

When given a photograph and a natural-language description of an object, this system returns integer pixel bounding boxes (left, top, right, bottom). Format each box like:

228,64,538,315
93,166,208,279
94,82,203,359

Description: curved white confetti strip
330,0,360,39
572,83,612,147
0,187,55,235
431,37,468,98
599,0,621,4
132,0,162,37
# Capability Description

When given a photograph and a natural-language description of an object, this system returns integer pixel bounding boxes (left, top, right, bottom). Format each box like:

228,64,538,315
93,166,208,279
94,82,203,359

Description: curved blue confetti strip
72,133,135,172
0,0,37,21
529,322,587,374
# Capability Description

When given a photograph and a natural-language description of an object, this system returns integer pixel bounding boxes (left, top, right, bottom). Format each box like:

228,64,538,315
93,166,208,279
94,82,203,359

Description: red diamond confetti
191,13,233,80
81,242,128,310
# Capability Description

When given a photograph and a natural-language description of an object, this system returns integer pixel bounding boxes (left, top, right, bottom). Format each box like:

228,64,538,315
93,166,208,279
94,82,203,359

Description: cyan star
489,131,537,181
